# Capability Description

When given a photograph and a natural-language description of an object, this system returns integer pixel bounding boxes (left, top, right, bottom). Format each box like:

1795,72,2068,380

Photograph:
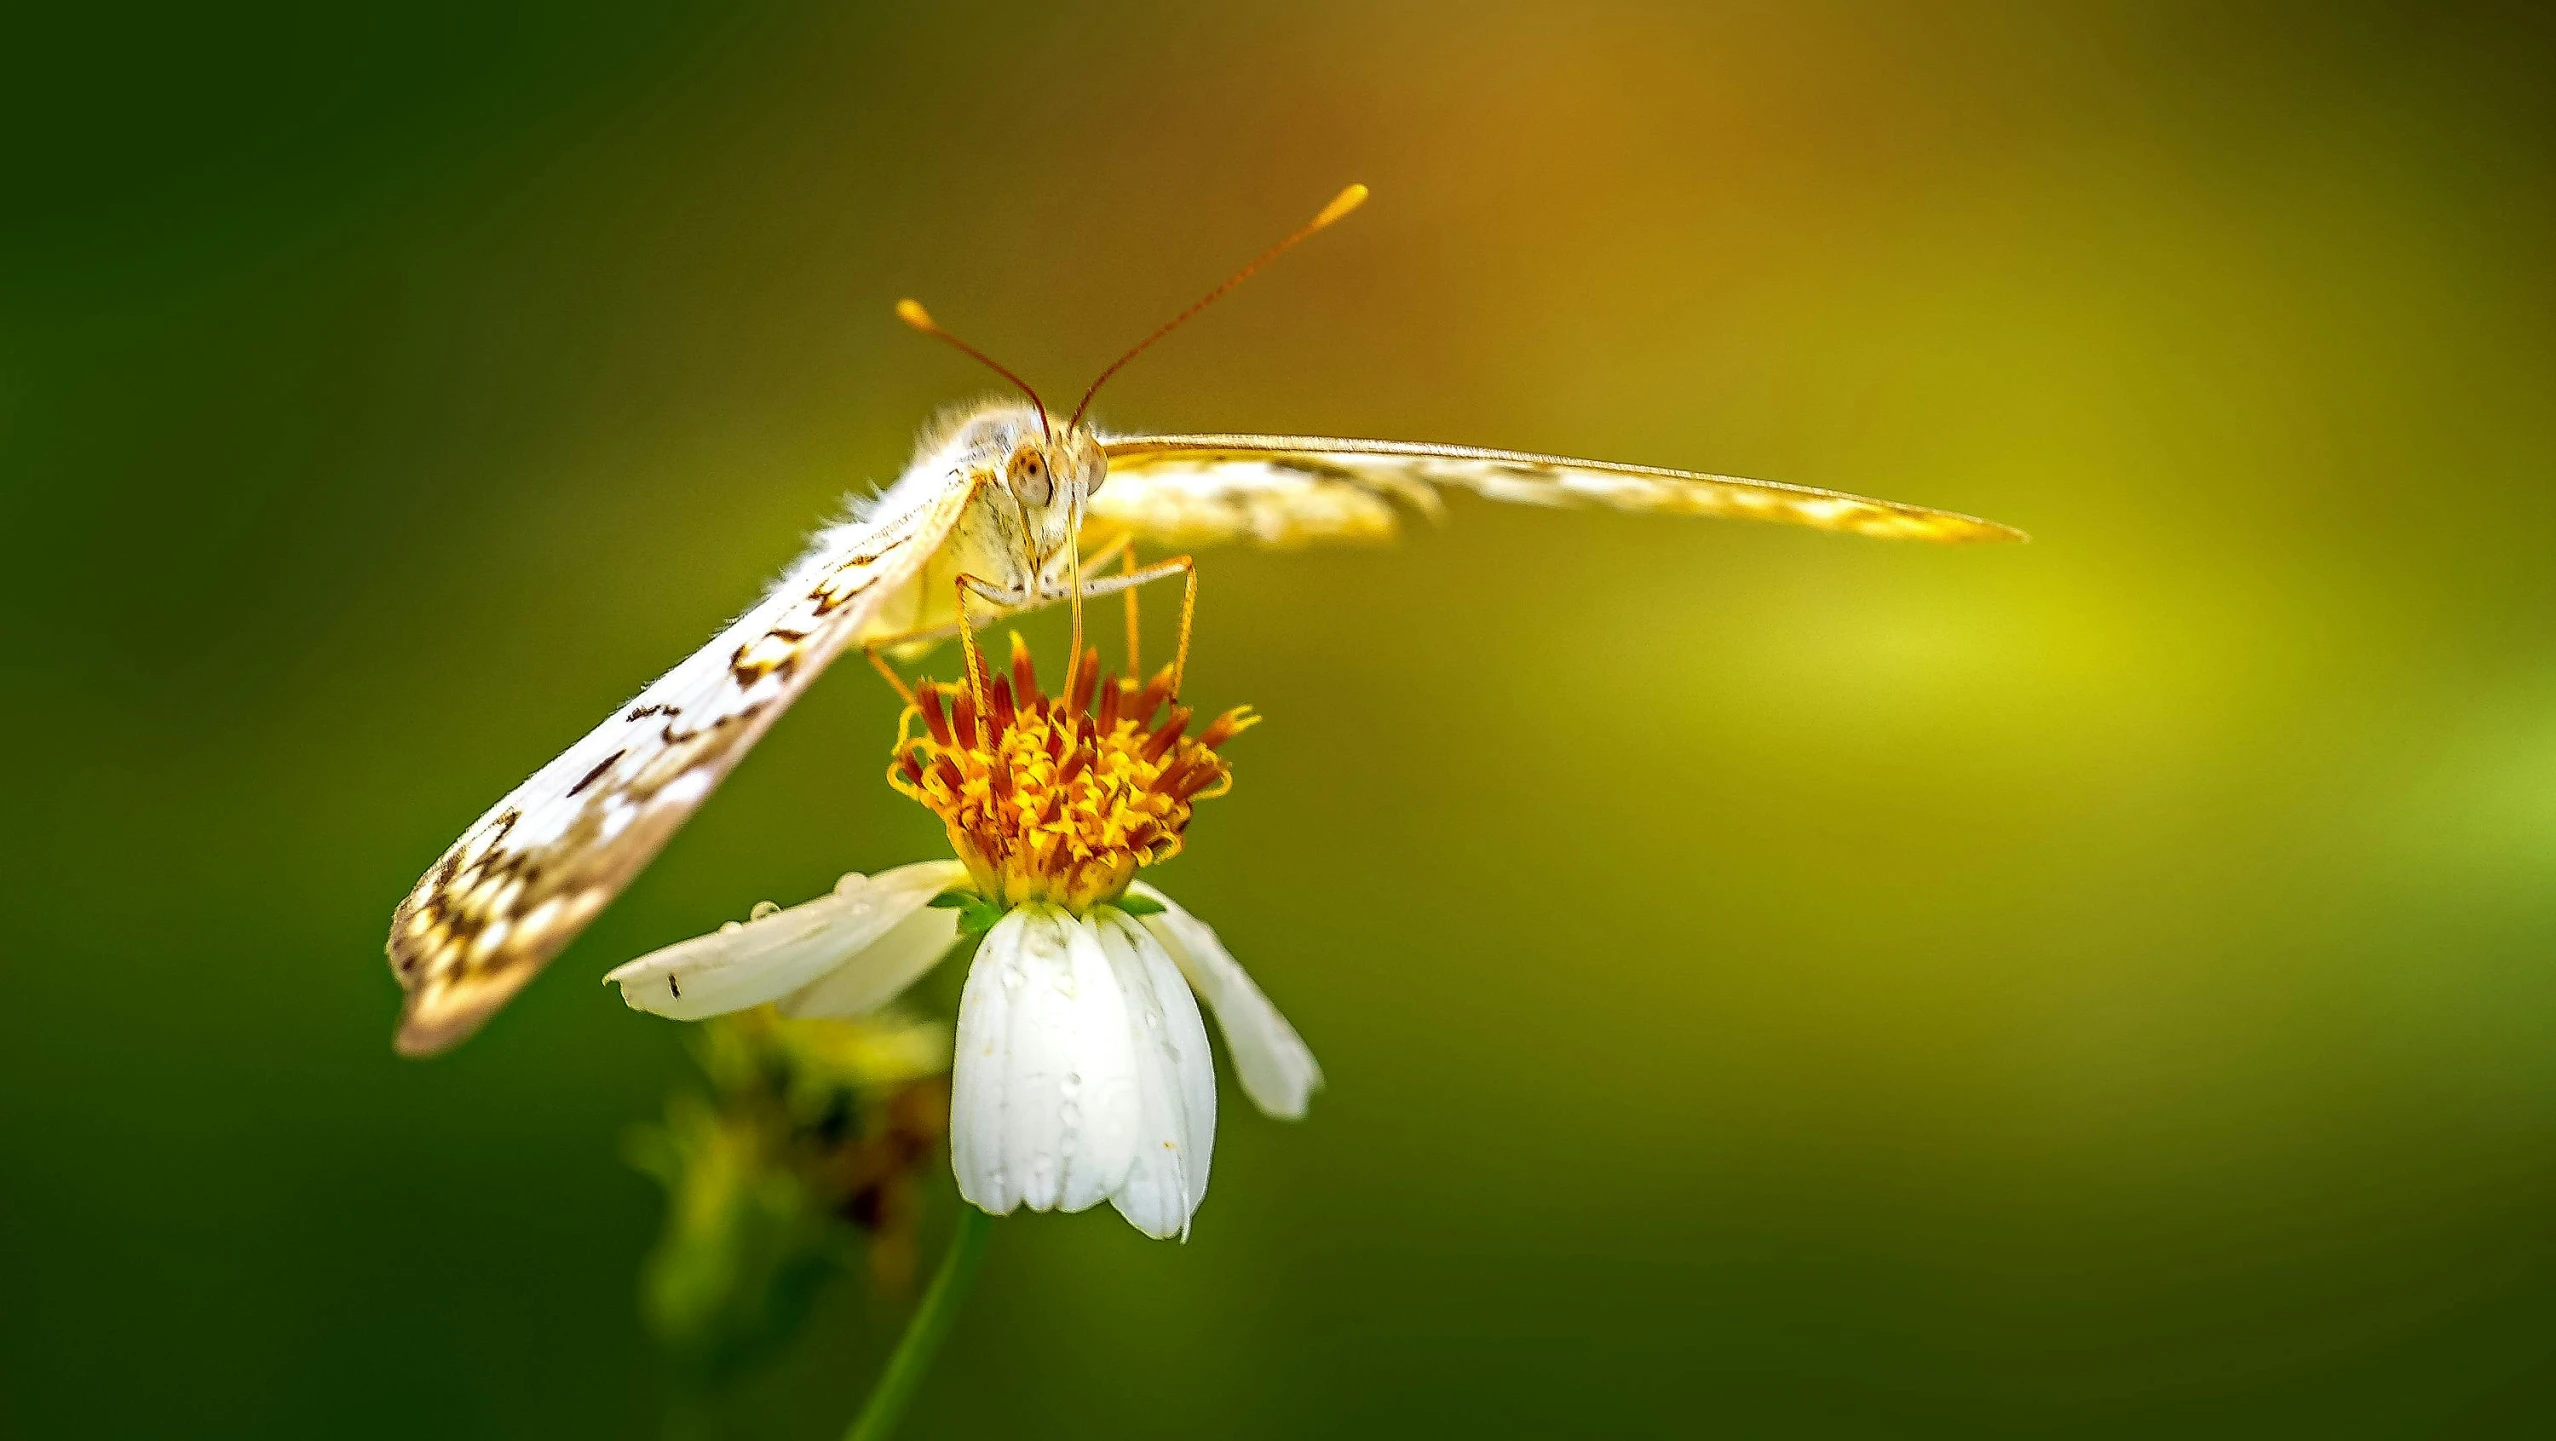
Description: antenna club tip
895,298,934,330
1312,183,1369,229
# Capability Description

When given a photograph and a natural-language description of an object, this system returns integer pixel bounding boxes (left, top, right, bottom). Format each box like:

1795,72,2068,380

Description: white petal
1095,910,1217,1240
777,904,960,1018
605,860,966,1019
949,908,1140,1219
1128,881,1323,1120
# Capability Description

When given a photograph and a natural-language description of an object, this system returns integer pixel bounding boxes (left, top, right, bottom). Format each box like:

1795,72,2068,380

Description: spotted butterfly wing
1089,434,2025,547
386,486,970,1056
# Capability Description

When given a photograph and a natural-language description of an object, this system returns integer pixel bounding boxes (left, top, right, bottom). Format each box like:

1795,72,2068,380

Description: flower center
889,634,1256,912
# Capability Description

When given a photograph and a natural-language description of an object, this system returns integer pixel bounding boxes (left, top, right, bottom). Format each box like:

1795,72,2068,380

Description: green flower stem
843,1206,996,1441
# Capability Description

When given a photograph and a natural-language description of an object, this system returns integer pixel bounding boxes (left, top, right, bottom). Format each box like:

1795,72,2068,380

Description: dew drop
718,920,743,935
748,900,780,922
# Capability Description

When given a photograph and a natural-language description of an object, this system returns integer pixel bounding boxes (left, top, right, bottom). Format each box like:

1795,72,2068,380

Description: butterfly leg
1064,528,1134,671
862,645,918,709
1162,554,1197,698
1059,528,1133,592
989,553,1195,696
952,573,1016,714
855,553,1184,667
1072,552,1198,695
862,534,1126,711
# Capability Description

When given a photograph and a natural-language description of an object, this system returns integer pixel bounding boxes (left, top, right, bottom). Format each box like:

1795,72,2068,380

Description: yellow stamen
886,633,1255,912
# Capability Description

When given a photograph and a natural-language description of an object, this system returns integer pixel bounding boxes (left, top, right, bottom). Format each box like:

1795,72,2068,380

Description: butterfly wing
1091,434,2024,546
386,485,970,1056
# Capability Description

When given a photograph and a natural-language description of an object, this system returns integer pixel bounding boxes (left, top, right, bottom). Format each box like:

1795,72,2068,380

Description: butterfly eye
1007,448,1053,506
1079,437,1106,499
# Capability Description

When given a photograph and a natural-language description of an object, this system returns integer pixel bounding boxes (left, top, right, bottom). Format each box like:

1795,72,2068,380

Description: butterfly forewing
385,486,968,1055
1092,434,2024,547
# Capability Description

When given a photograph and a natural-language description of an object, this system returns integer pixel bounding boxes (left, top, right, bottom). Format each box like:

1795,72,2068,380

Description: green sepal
929,889,1006,937
1114,894,1167,917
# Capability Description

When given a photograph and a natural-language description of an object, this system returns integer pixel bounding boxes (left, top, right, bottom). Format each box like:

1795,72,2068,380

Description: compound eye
1007,448,1053,506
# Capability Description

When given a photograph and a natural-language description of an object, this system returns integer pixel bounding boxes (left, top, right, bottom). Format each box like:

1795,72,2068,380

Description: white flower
608,874,1317,1239
606,639,1318,1239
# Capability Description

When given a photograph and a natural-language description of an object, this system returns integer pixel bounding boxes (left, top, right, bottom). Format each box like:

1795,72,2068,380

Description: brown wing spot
730,632,803,683
838,501,927,566
1267,457,1360,482
567,750,624,797
810,569,879,616
626,703,679,722
389,808,532,990
805,497,940,612
662,699,768,748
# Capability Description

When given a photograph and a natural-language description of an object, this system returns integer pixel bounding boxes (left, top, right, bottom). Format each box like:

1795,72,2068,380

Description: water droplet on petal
718,920,743,935
748,900,780,922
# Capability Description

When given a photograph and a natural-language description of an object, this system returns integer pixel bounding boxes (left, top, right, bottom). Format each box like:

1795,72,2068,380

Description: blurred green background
7,1,2555,1434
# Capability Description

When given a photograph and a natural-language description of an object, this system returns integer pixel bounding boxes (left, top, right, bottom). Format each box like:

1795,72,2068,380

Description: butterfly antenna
1067,183,1369,431
895,299,1052,441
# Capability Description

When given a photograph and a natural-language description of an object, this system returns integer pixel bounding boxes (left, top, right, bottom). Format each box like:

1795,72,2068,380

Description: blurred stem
843,1206,995,1441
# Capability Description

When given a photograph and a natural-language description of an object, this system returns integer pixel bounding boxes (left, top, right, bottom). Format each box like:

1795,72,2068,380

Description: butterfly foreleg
952,572,1017,715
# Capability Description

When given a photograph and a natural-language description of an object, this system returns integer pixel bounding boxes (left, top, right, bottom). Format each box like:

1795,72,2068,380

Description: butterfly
386,184,2025,1056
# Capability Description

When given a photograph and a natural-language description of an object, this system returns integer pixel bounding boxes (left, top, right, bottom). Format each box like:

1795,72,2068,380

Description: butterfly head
923,398,1108,580
998,414,1107,564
